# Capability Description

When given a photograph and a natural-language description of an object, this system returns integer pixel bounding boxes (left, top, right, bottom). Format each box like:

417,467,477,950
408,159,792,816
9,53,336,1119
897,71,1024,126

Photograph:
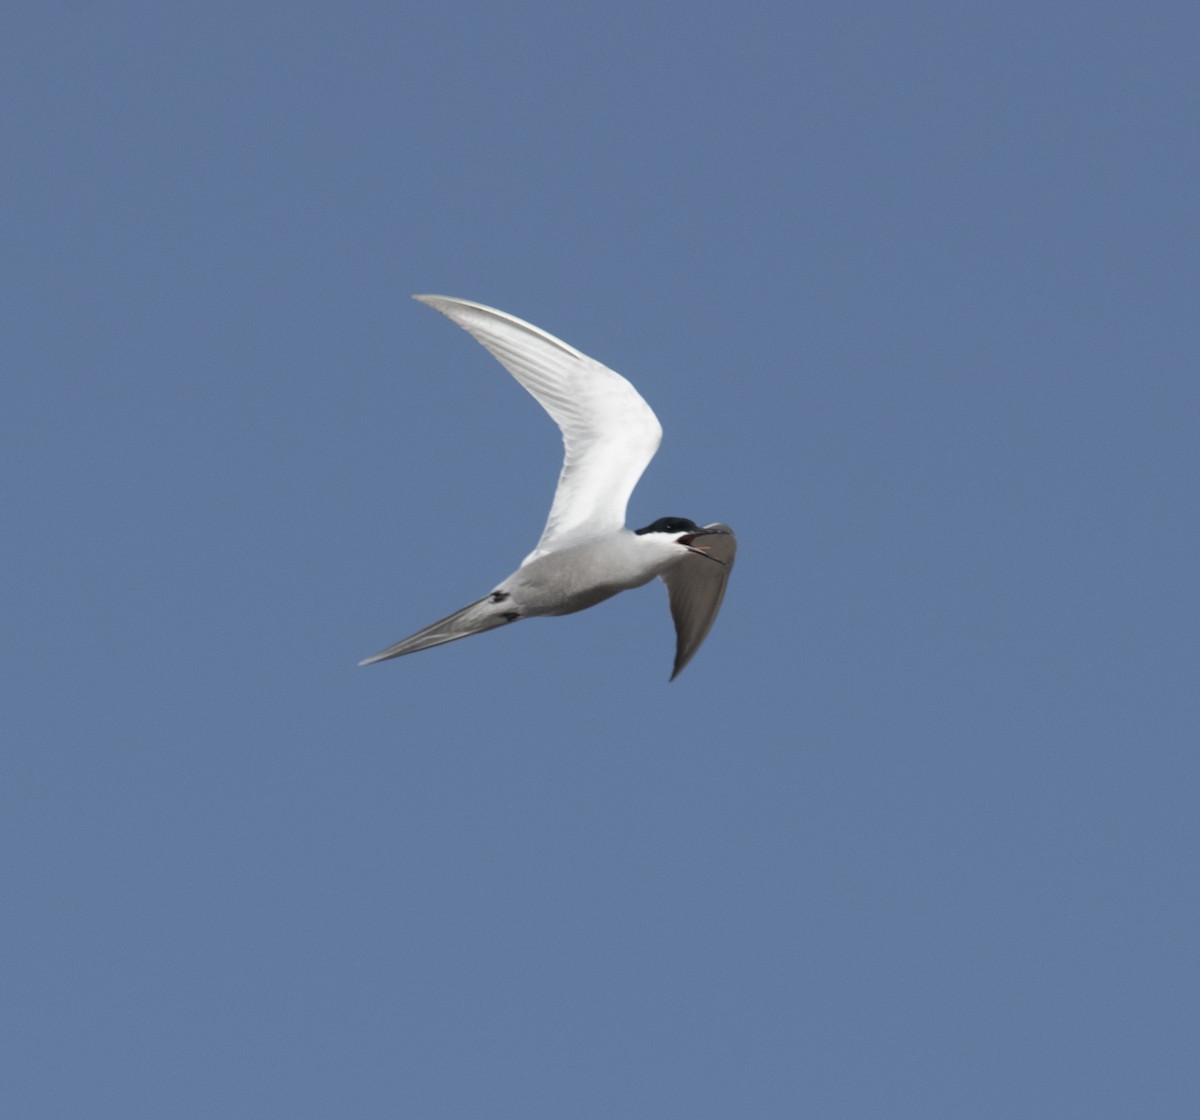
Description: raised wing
415,296,663,562
661,524,737,680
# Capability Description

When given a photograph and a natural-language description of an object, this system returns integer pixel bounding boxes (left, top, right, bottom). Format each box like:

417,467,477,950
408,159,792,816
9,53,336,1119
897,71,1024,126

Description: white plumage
361,296,736,679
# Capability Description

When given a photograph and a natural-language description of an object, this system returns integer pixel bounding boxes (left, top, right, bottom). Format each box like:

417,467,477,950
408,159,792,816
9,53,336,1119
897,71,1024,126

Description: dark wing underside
660,523,737,680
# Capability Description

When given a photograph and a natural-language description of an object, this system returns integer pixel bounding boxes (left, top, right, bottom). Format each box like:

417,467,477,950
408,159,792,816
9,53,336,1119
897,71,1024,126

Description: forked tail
358,597,519,666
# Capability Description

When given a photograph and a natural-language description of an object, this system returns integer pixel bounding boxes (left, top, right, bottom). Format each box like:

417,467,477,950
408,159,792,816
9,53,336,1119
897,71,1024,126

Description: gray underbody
497,530,680,617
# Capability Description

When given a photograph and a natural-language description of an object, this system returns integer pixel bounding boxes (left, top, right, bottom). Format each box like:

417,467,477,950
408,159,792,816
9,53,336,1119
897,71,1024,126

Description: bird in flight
360,296,736,679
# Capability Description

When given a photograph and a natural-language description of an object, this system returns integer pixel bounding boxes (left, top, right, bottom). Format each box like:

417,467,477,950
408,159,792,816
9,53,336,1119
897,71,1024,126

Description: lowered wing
661,523,737,680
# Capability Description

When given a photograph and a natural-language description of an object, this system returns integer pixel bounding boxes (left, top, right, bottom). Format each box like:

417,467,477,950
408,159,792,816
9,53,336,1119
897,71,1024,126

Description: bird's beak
678,529,730,565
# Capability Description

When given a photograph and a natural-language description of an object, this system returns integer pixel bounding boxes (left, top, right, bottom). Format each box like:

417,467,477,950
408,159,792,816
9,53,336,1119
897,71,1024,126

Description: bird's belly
537,581,627,617
508,546,660,618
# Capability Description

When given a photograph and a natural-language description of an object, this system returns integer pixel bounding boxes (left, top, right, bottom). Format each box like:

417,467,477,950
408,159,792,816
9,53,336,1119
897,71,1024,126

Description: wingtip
412,293,491,320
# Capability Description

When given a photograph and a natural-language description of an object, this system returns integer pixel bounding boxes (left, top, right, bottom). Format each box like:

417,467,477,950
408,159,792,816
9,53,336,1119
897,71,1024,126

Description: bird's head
634,517,732,565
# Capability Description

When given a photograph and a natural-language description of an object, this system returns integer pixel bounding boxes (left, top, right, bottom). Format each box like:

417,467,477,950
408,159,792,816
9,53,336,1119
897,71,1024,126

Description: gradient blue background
5,3,1197,1117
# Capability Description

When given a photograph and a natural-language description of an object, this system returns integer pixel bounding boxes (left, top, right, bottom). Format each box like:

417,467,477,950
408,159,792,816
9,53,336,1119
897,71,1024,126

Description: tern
360,296,736,679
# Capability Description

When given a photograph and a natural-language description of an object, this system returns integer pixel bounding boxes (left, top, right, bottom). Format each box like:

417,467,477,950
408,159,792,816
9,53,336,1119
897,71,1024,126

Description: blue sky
4,3,1198,1117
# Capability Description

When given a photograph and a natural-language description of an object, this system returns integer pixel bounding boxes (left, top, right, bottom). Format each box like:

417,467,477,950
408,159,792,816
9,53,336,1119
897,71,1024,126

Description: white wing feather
415,296,663,562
